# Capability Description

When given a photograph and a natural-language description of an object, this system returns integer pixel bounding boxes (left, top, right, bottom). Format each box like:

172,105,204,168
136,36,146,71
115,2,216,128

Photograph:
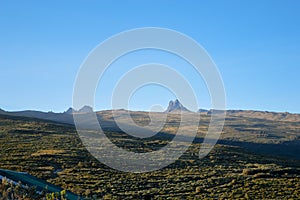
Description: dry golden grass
31,150,66,156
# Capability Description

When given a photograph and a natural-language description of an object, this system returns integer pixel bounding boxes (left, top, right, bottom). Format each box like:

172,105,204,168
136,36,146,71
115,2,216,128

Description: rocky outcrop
165,99,191,113
65,107,76,114
78,105,93,113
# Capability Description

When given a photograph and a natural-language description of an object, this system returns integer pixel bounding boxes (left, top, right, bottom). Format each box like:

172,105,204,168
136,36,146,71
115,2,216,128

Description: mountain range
1,99,300,123
1,99,300,161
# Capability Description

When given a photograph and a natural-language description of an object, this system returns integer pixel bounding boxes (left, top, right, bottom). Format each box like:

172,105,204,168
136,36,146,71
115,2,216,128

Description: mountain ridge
1,100,300,123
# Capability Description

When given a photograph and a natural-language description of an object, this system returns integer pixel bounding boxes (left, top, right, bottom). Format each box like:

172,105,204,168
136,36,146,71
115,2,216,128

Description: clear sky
0,1,300,113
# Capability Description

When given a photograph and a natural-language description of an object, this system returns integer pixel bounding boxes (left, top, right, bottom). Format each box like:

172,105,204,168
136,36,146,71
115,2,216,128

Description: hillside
1,113,300,199
2,103,300,160
226,110,300,122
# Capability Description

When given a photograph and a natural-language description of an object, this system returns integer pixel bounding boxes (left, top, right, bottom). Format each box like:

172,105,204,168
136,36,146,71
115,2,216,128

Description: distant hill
1,100,300,124
225,110,300,122
0,106,96,126
0,110,74,124
196,109,300,123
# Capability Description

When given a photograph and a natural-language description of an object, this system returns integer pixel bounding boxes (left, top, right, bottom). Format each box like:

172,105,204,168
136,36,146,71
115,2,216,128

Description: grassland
1,113,300,199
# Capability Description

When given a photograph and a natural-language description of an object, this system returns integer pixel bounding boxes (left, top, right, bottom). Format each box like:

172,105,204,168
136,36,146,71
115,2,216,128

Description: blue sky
0,1,300,113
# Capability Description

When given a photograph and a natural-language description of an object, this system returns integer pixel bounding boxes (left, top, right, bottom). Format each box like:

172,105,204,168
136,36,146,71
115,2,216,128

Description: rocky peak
165,99,190,113
78,105,93,113
64,107,76,114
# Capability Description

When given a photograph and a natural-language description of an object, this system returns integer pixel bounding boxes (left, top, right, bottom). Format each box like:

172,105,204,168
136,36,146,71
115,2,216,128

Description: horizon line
1,106,300,115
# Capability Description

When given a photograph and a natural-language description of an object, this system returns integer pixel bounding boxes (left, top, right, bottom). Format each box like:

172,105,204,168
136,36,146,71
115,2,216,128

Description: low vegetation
0,177,67,200
0,114,300,199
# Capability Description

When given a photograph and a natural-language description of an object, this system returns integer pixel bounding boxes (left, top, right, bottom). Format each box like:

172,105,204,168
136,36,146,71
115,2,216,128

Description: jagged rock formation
78,105,93,113
65,106,94,114
165,99,191,113
65,107,76,114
